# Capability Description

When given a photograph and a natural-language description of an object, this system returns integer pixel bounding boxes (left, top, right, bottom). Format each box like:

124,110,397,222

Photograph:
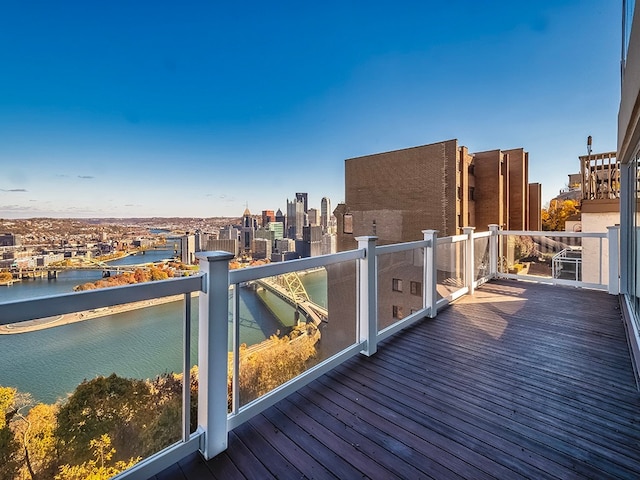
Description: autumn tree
55,434,139,480
139,368,197,456
235,324,318,406
12,402,59,479
542,199,580,231
55,374,152,465
0,386,21,479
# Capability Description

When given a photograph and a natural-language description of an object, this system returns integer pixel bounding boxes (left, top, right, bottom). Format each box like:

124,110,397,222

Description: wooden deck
153,280,640,479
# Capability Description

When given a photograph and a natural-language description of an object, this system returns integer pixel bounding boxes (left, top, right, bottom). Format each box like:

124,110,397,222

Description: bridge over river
9,260,168,280
253,272,328,326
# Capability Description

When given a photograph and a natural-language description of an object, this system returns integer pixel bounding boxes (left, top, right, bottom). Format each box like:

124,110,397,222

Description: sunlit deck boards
154,280,640,479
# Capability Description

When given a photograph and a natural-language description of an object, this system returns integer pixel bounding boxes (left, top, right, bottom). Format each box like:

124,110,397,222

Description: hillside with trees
0,324,318,479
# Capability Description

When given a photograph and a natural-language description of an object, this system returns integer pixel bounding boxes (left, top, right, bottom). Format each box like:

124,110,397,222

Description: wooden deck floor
153,280,640,479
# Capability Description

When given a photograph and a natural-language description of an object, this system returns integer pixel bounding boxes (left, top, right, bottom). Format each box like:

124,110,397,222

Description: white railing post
356,236,378,356
423,230,438,318
488,224,500,278
196,251,234,460
607,226,620,295
463,227,475,295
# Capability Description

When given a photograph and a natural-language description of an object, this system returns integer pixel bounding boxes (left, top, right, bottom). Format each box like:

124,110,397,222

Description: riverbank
0,294,185,335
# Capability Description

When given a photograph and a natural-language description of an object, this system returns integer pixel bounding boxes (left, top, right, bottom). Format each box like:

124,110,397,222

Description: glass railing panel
376,248,425,332
503,233,578,278
232,260,357,409
0,293,198,479
473,235,491,281
498,233,607,286
436,240,466,300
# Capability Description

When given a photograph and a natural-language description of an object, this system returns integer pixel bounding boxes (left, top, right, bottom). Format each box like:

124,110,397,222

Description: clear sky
0,1,621,219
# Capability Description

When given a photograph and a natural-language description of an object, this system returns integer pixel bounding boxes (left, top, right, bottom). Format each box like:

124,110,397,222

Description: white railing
0,225,621,478
494,225,620,294
552,246,582,281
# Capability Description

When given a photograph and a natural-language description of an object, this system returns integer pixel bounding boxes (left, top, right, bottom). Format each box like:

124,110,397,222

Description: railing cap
195,251,235,262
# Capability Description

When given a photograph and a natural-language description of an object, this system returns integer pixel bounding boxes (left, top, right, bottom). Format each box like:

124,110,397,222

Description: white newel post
196,251,234,460
607,226,620,295
356,236,378,356
423,230,438,318
463,227,475,295
488,224,500,278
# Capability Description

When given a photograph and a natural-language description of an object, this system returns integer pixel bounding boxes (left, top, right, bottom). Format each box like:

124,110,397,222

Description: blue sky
0,1,620,218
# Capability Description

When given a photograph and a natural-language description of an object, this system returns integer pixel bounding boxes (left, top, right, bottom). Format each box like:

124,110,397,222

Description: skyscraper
320,197,331,230
295,192,308,212
240,207,256,253
286,198,305,240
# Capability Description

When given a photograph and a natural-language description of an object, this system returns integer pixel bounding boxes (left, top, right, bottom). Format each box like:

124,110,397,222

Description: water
0,246,328,404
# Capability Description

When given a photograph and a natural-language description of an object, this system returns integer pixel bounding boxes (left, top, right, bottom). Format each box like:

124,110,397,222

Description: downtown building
333,138,542,251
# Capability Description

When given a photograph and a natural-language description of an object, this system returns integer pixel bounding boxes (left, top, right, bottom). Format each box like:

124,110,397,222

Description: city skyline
0,1,619,219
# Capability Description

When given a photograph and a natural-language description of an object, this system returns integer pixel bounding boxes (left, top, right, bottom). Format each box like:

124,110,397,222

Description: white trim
376,239,431,255
113,431,203,480
500,230,607,238
0,275,203,324
229,249,364,283
621,295,640,390
497,272,607,290
437,234,468,244
377,308,429,342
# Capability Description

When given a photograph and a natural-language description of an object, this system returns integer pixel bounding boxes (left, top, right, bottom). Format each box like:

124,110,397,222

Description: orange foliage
74,265,174,291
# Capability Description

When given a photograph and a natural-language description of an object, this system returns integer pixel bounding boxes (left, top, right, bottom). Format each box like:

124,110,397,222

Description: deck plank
154,280,640,480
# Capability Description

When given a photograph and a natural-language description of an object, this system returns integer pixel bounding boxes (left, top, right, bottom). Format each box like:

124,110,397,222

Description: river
0,244,327,404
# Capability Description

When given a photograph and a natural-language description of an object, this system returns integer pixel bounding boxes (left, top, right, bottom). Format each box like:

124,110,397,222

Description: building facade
334,139,540,250
619,0,640,378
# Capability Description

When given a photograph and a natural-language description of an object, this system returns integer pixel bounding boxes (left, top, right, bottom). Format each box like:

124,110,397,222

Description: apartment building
334,139,541,251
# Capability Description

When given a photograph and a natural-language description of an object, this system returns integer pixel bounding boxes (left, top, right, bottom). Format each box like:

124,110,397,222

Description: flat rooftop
154,280,640,479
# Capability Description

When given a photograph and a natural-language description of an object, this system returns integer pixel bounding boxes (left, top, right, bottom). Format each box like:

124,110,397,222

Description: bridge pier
47,270,58,280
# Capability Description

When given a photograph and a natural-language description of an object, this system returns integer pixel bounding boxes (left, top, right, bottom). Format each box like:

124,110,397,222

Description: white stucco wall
580,212,618,285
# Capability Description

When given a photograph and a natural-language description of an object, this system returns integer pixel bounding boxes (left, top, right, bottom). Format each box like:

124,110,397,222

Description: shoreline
0,294,185,335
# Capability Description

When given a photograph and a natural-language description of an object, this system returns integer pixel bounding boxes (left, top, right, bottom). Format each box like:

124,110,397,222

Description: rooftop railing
0,225,620,478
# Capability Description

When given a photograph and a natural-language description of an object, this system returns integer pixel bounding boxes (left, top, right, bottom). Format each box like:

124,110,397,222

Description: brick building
334,139,541,250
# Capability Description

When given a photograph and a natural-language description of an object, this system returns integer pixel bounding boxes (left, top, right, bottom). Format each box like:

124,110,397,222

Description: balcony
2,226,637,479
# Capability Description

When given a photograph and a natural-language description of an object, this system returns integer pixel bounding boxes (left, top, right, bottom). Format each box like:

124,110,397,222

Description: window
343,214,353,234
392,278,403,292
392,305,404,319
410,281,422,296
469,187,475,201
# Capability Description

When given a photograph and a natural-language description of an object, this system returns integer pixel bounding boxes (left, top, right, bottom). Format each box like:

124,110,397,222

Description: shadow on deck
153,279,640,479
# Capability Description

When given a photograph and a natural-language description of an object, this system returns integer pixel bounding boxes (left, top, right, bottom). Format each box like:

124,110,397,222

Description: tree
0,386,25,479
12,403,59,480
55,374,151,465
542,199,580,231
235,324,318,406
55,434,139,480
140,370,196,456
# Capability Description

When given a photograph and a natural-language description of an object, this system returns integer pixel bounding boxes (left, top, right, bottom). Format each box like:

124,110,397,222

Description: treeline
1,324,318,479
74,262,192,291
